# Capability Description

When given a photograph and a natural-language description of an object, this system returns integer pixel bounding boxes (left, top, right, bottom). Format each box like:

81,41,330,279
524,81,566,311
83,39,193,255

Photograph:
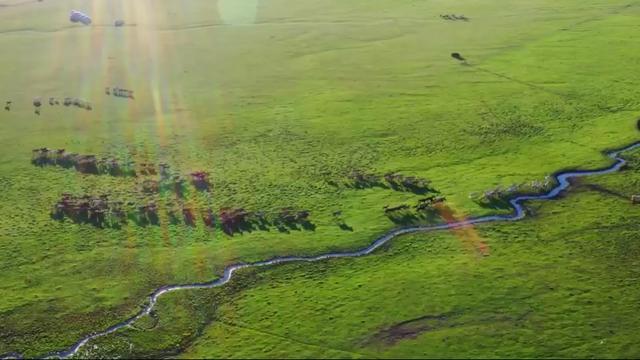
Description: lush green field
71,149,640,359
1,0,640,357
63,148,640,359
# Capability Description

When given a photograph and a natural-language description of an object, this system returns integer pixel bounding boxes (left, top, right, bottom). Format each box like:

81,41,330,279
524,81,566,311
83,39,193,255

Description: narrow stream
5,141,640,359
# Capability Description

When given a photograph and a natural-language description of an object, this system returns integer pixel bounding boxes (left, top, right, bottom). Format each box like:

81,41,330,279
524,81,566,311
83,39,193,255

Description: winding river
6,141,640,359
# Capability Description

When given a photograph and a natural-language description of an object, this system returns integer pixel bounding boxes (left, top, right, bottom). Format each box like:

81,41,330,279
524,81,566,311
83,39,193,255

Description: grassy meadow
69,148,640,359
173,151,640,359
1,0,640,357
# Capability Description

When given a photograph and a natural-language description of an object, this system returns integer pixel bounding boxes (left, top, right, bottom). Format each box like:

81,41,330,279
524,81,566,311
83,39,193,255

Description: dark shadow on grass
578,183,628,200
339,223,354,231
386,212,421,225
301,221,316,231
474,198,513,210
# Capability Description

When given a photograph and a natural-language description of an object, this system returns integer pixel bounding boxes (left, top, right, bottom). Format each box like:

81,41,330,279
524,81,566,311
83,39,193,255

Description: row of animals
105,87,134,99
440,14,469,21
384,195,446,214
32,148,211,195
31,148,172,177
33,148,138,177
332,169,435,195
382,195,447,224
32,148,438,198
35,148,446,230
3,85,133,114
51,193,313,235
4,97,92,114
469,177,555,208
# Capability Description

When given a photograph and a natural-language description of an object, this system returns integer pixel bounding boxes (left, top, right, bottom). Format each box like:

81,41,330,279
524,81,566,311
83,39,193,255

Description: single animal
451,52,465,61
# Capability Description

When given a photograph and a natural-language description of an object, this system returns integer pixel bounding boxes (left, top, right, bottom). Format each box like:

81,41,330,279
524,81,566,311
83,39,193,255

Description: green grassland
1,0,640,357
73,150,640,359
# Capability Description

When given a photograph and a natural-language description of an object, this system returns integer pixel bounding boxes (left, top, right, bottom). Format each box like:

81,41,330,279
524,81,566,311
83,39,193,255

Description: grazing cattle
296,210,310,221
383,172,431,192
58,152,78,167
632,195,640,204
32,147,49,157
278,208,297,223
51,149,65,162
415,196,444,211
53,193,118,227
31,148,51,165
348,170,380,188
75,155,98,174
140,202,159,224
108,86,135,99
31,148,138,176
202,209,215,227
384,172,403,187
110,201,127,225
100,158,120,175
190,171,210,190
183,207,196,226
383,204,409,213
451,52,465,61
220,208,250,234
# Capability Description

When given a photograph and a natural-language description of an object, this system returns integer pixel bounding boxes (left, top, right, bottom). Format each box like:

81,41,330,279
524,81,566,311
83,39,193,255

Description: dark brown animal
451,52,465,61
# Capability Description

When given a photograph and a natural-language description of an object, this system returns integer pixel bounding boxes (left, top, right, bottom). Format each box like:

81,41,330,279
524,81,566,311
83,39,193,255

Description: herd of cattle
2,86,134,115
343,169,434,195
51,191,312,235
32,147,313,235
32,147,457,231
106,87,134,99
32,148,136,176
3,97,93,115
440,14,470,21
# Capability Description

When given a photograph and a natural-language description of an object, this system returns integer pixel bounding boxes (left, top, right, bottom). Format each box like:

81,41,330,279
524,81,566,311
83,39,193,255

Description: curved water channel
5,141,640,359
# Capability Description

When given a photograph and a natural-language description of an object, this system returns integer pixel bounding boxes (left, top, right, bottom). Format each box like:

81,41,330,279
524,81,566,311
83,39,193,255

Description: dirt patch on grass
364,310,533,347
365,313,454,346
